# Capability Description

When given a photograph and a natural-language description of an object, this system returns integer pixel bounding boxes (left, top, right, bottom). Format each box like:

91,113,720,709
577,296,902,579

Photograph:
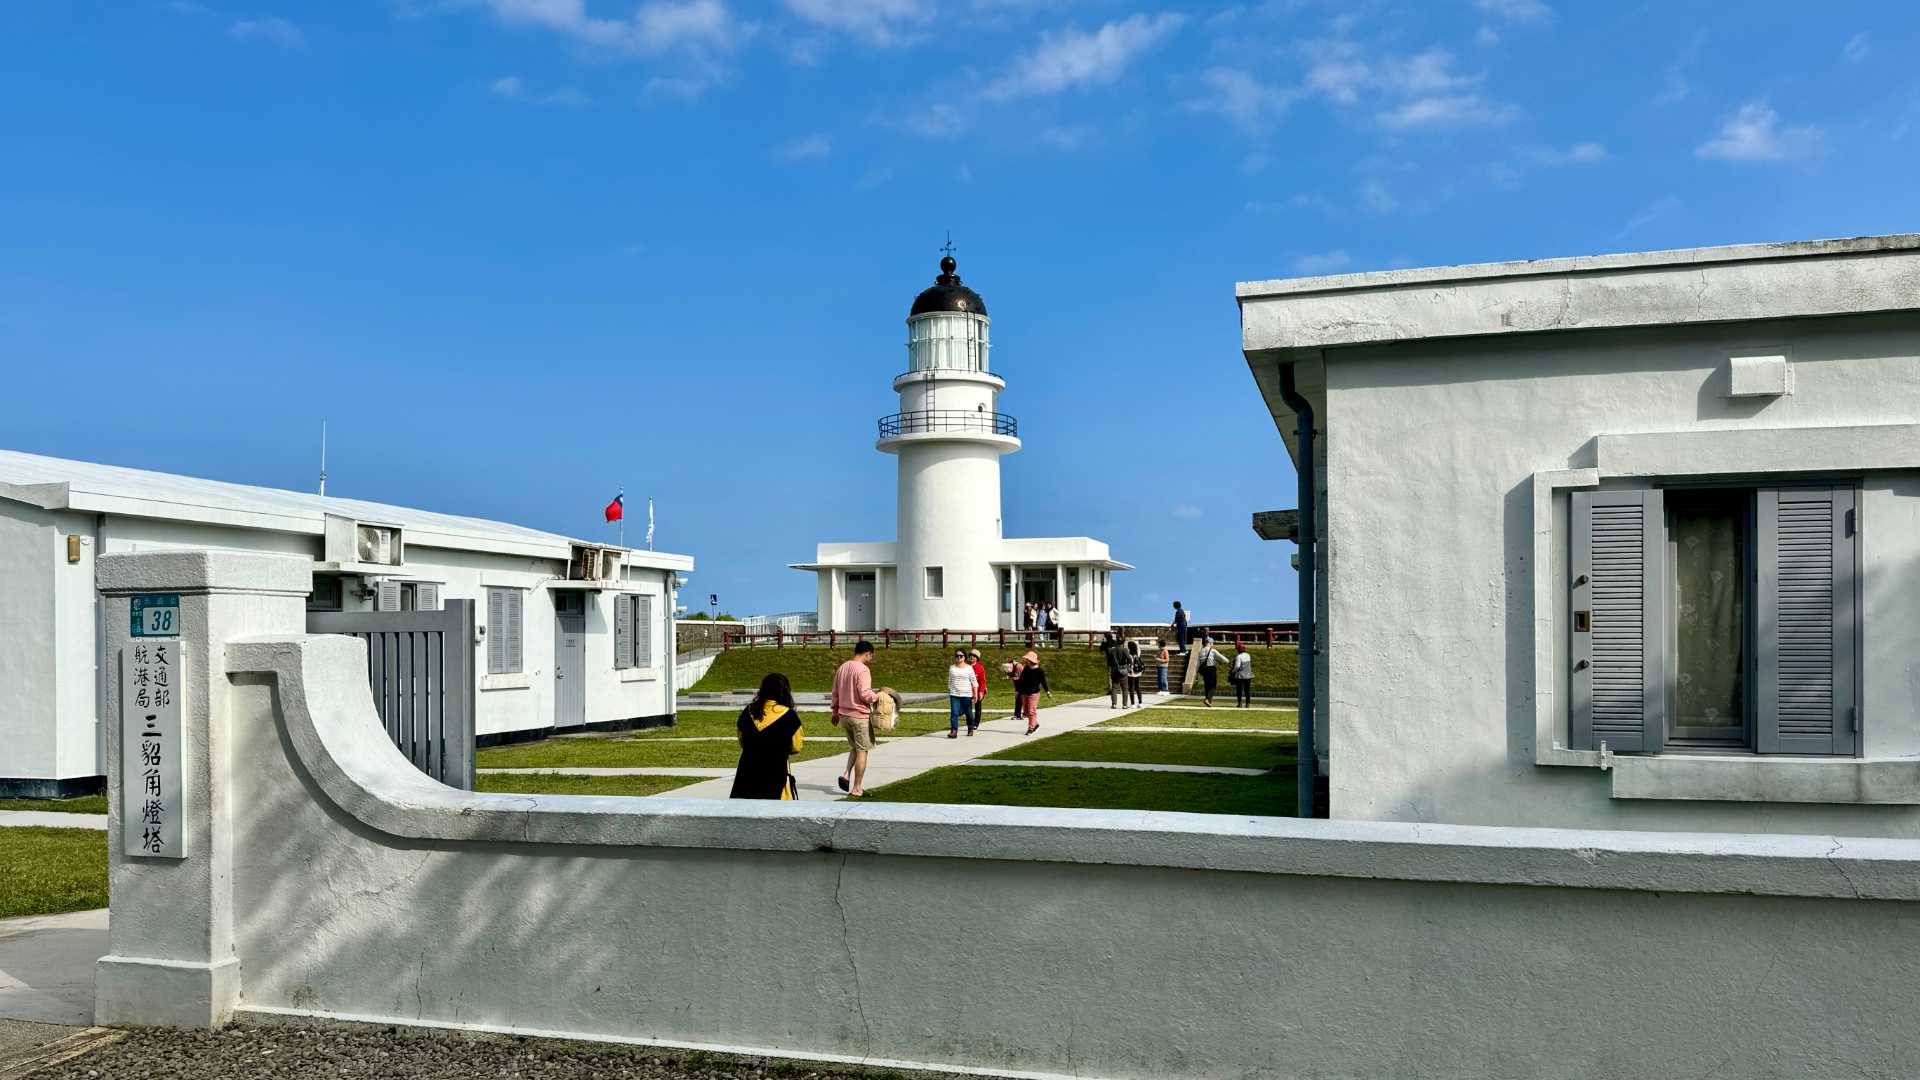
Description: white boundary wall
99,549,1920,1080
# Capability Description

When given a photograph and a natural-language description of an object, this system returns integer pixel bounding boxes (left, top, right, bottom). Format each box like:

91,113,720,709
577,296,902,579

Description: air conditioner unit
568,545,623,583
322,514,405,570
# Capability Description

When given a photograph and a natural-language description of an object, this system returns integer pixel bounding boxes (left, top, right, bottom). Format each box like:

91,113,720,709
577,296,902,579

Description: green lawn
0,795,108,814
691,643,1126,696
653,708,979,740
1175,647,1299,697
987,731,1297,770
1094,707,1297,730
866,765,1296,817
474,773,708,797
0,827,108,918
477,734,849,770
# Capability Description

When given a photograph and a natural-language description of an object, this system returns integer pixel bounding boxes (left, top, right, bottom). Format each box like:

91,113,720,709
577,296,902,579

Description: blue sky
3,1,1914,622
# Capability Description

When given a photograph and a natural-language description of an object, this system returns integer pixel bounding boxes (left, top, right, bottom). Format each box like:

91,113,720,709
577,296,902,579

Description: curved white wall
895,442,1002,629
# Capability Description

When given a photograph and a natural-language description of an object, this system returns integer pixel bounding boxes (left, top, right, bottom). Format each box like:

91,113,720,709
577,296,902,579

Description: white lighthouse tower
797,249,1127,634
884,251,1019,629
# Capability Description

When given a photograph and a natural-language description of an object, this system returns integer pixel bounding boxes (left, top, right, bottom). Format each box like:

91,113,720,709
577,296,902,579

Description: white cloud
1475,0,1550,22
490,75,591,105
772,132,832,162
855,165,895,190
1184,67,1297,131
781,0,927,47
163,1,212,15
1527,141,1608,165
1037,124,1096,149
1843,32,1870,63
1360,178,1396,213
982,13,1184,101
1377,93,1514,130
1474,25,1498,46
896,101,970,139
229,16,303,46
1172,503,1204,520
1695,101,1820,163
475,0,746,54
1620,193,1682,235
642,72,720,101
1291,250,1351,275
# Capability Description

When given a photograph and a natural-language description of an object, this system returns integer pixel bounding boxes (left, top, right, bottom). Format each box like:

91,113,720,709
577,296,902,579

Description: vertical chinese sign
123,593,186,859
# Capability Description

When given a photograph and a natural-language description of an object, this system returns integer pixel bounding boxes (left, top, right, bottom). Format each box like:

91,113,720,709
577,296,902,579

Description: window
307,575,344,612
486,587,524,674
1000,569,1012,613
1571,485,1856,756
614,593,656,670
1066,568,1080,612
925,566,944,599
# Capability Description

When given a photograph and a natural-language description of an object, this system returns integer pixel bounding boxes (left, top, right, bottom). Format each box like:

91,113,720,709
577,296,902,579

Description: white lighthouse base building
795,253,1128,633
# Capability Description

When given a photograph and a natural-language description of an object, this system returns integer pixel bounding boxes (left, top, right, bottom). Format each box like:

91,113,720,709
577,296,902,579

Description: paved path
0,909,107,1026
480,767,733,778
0,812,105,831
962,759,1268,776
668,693,1168,800
1088,725,1295,735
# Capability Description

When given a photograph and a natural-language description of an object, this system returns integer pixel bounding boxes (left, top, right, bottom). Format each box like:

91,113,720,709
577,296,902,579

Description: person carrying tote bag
731,673,805,800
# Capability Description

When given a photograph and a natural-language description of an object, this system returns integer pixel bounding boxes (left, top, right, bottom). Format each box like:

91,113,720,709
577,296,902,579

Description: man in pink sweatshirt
831,641,880,796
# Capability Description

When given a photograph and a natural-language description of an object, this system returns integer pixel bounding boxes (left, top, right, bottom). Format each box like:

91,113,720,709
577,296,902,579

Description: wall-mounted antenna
318,421,328,497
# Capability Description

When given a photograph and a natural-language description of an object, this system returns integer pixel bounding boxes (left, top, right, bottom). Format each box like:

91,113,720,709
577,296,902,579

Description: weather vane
941,232,956,259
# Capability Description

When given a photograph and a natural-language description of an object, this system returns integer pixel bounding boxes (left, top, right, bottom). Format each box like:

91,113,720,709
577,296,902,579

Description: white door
554,595,586,730
847,573,876,632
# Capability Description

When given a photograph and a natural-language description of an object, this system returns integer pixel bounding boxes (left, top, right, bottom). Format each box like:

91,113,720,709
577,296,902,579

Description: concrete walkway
668,693,1163,800
963,759,1269,776
0,811,106,831
1088,725,1296,735
480,767,733,778
0,909,107,1026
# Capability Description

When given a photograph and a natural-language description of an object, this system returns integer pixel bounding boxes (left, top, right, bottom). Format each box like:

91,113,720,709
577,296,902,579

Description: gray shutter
1571,489,1665,753
377,579,401,612
1757,487,1856,755
486,588,507,674
636,595,654,667
505,590,524,673
416,582,440,611
614,593,634,670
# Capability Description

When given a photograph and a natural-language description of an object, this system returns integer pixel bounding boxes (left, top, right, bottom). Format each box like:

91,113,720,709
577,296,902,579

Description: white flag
646,499,655,548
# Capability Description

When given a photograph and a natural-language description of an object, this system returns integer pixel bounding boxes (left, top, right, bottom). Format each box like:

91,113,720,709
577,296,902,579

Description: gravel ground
33,1023,995,1080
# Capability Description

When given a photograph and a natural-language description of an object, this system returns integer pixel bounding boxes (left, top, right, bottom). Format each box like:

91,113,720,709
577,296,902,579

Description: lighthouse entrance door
847,572,876,632
1020,568,1057,611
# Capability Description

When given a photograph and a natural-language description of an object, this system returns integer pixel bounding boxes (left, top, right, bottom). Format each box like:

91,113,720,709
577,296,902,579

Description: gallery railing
877,410,1018,438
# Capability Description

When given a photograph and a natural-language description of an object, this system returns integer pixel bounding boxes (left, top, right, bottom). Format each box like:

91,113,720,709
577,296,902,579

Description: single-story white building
0,449,692,797
1239,233,1920,838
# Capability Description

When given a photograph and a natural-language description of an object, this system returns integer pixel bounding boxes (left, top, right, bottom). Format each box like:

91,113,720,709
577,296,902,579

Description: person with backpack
1193,640,1227,707
1102,630,1131,708
1125,638,1145,705
1170,601,1190,652
730,673,803,800
1229,643,1255,707
1012,650,1051,734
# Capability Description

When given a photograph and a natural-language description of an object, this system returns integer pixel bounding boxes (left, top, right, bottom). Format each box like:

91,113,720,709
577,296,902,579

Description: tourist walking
1045,601,1062,643
1023,601,1037,634
968,648,988,735
1155,637,1171,694
831,640,880,797
1034,601,1051,642
1194,640,1227,707
1126,638,1144,706
1102,630,1129,708
1013,649,1051,734
1229,644,1254,708
730,673,803,800
1170,601,1190,652
947,650,978,738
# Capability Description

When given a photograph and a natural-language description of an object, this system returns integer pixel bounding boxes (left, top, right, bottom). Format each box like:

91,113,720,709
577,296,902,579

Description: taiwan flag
604,491,624,522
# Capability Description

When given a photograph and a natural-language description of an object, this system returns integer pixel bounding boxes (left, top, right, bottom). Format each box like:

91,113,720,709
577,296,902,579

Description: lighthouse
796,249,1128,634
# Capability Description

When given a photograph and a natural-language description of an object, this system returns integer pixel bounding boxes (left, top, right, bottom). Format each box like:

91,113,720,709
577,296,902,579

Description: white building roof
793,536,1131,572
0,448,694,571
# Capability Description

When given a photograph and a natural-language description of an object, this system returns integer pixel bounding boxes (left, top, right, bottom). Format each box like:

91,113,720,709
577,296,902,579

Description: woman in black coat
730,673,804,800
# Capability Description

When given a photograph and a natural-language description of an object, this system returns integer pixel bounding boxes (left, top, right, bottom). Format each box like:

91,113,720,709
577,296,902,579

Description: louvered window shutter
505,590,524,673
486,588,507,674
377,579,401,612
416,582,440,611
1757,488,1856,755
614,594,634,669
636,595,654,668
1572,489,1666,753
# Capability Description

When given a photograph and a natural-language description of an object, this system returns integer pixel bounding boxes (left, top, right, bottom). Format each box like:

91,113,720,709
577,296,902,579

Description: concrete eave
1237,232,1920,356
789,562,896,571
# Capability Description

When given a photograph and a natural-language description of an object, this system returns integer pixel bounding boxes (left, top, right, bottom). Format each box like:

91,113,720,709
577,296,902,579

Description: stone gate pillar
94,550,311,1028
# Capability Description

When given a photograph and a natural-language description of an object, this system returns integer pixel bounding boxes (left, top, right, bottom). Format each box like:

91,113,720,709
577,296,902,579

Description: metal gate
307,600,477,790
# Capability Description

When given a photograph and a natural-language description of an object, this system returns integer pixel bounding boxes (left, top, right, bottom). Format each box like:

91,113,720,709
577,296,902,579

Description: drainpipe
1277,363,1318,819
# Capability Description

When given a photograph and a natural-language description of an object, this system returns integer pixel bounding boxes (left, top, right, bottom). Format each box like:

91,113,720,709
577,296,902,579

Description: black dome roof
909,254,988,318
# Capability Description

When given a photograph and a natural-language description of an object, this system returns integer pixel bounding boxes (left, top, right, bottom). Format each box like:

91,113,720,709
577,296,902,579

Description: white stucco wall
0,502,59,784
1306,312,1920,836
91,564,1920,1080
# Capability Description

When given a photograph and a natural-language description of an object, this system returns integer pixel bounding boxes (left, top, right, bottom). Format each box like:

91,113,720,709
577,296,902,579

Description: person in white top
1229,644,1255,707
947,650,979,738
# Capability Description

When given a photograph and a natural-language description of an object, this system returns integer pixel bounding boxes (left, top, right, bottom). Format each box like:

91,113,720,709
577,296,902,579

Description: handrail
878,410,1018,438
721,627,1301,650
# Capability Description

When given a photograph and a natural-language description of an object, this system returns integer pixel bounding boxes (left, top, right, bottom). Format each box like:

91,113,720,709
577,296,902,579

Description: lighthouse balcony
879,409,1017,438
